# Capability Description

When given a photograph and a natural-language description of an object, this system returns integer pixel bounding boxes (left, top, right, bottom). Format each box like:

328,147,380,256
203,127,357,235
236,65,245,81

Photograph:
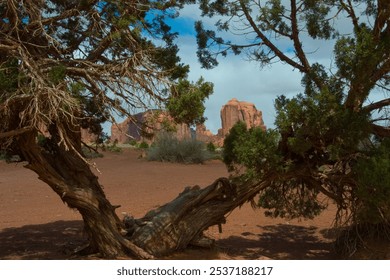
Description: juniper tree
0,0,217,258
193,0,390,255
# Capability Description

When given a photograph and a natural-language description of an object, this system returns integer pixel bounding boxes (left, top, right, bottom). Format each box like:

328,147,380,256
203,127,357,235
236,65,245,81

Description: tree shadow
1,221,338,260
217,224,338,260
0,220,86,260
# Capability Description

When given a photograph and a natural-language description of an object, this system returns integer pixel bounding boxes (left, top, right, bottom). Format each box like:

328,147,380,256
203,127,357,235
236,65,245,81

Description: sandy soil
0,149,338,260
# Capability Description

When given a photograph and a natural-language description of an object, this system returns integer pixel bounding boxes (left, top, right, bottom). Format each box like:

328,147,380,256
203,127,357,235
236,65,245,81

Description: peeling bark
16,126,152,259
126,178,264,257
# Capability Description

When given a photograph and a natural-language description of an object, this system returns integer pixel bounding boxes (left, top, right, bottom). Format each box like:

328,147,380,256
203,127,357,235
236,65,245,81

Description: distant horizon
102,96,267,137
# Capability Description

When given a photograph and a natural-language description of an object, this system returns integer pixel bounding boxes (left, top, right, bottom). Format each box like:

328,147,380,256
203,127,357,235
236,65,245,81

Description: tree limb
290,0,311,71
0,127,34,139
339,0,360,32
239,0,306,72
371,123,390,138
373,0,390,41
363,98,390,112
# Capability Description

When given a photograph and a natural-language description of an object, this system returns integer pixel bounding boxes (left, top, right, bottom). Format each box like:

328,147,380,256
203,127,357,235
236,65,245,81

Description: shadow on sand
1,221,337,259
0,220,86,259
217,224,337,260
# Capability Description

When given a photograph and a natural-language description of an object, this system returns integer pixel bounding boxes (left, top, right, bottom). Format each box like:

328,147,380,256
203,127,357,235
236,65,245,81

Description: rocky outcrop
195,124,219,144
219,98,266,137
110,110,192,144
110,99,266,146
111,118,135,144
81,128,99,143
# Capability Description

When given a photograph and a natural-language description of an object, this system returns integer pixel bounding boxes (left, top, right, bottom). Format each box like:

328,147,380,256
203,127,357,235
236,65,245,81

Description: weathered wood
126,177,265,256
16,126,152,259
15,124,267,259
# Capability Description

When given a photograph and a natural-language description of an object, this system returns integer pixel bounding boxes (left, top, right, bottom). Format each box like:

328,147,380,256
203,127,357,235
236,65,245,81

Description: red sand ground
0,149,338,259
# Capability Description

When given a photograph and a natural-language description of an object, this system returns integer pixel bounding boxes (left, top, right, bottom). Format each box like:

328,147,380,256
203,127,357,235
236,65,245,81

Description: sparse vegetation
105,142,123,153
147,132,211,164
197,0,390,257
127,139,138,147
138,141,149,149
1,0,389,259
82,146,103,159
0,151,5,161
206,142,216,153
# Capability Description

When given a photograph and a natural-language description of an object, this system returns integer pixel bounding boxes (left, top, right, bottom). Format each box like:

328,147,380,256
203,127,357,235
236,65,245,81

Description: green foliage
36,134,48,147
48,64,66,85
223,88,371,221
82,146,104,159
0,150,6,161
106,141,123,153
167,77,213,125
223,122,280,175
206,141,216,153
192,0,390,255
223,121,325,219
258,181,326,220
138,141,149,149
0,58,19,95
274,89,371,162
147,132,210,164
127,139,138,146
354,139,390,224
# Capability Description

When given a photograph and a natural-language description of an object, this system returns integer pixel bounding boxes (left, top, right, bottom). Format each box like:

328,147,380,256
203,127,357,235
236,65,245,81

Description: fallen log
124,177,267,257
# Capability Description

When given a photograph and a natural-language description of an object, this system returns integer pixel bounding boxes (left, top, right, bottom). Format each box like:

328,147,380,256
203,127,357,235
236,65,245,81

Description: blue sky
160,3,388,134
162,4,305,133
101,2,386,135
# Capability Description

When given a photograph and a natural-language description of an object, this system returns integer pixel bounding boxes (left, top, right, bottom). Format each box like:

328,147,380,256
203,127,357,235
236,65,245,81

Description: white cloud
105,2,376,137
176,33,304,133
172,2,362,134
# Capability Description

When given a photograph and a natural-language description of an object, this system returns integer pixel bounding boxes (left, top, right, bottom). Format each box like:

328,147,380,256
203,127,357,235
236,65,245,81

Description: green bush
147,133,210,164
0,151,6,161
127,139,138,146
82,146,103,159
106,140,123,153
206,141,216,152
138,141,149,149
354,139,390,225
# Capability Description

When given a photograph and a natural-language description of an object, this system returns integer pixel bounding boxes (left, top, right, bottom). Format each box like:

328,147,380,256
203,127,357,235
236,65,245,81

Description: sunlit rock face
219,98,266,137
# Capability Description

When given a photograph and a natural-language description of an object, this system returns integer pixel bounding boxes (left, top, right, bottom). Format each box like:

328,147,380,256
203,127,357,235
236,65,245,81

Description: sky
162,4,328,134
107,2,386,135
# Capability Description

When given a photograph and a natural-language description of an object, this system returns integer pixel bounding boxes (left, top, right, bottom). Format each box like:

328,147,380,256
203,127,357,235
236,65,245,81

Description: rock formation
111,110,192,144
195,124,220,144
38,123,99,143
110,98,266,146
80,128,99,143
219,98,266,137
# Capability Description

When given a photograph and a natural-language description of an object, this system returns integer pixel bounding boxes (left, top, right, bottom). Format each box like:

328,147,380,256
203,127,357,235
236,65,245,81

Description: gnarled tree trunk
127,177,263,257
16,125,151,259
16,125,264,259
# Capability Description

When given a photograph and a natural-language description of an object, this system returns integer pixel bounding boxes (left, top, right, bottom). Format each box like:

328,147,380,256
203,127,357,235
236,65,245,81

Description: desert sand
0,149,337,259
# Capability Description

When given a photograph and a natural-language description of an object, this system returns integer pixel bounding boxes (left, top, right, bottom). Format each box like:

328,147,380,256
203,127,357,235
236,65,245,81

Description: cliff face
110,98,266,146
219,98,266,137
110,111,192,144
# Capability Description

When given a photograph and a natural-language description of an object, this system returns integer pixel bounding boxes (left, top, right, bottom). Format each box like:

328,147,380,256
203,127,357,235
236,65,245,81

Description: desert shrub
82,146,103,159
206,141,216,153
138,141,149,149
351,138,390,226
147,132,210,164
106,140,123,153
127,139,138,146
